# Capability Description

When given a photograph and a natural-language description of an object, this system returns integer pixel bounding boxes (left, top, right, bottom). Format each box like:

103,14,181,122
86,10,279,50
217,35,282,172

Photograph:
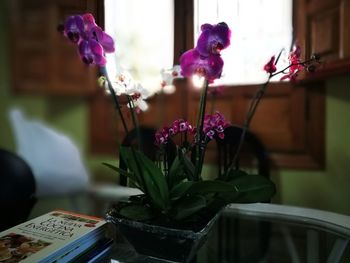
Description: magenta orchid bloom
263,56,277,74
88,26,115,53
179,22,230,83
180,49,224,82
203,112,229,140
155,119,195,145
78,39,107,67
280,45,304,82
155,127,170,145
63,15,85,43
83,14,115,53
196,22,231,57
82,13,96,30
61,13,114,66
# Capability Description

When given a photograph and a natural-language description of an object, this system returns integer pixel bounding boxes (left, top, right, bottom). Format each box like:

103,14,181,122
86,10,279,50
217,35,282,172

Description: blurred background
1,0,350,221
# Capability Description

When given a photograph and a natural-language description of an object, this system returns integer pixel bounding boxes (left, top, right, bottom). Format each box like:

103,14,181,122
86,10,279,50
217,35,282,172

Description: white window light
194,0,293,85
104,0,174,94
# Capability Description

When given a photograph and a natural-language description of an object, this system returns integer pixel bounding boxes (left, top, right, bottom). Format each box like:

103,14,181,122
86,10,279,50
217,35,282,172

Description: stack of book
0,210,114,262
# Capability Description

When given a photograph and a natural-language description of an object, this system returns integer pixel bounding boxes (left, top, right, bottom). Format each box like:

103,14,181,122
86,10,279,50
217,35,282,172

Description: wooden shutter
295,0,350,78
8,0,98,95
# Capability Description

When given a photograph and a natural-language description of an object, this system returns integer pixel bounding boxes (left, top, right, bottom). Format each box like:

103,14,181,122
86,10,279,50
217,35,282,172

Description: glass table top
101,203,350,263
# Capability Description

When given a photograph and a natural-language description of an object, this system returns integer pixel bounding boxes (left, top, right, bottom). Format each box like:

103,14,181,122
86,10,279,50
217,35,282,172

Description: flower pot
106,207,221,263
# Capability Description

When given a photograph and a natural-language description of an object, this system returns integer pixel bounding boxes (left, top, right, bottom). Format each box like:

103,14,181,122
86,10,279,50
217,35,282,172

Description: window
194,0,293,85
104,0,174,94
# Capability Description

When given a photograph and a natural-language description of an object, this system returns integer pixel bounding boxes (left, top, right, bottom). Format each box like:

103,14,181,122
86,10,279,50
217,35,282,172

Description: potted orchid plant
59,13,320,262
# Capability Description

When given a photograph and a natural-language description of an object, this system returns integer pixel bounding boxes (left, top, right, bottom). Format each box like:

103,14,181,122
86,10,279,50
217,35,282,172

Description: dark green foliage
104,145,276,222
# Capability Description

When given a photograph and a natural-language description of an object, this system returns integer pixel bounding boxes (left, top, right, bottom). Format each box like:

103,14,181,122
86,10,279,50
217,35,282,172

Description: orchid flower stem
229,75,271,171
100,67,129,136
197,141,207,178
194,80,209,180
274,48,285,66
229,56,316,172
271,58,314,78
164,144,170,180
125,97,147,194
200,81,209,130
127,96,142,151
99,69,148,193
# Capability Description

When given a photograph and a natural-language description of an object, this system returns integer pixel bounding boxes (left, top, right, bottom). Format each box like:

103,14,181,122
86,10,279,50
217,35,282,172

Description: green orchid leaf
168,156,186,189
119,146,143,189
119,204,154,221
178,149,195,180
173,195,207,220
102,162,139,186
133,149,170,211
225,168,248,181
120,146,169,211
169,181,194,201
229,174,276,203
186,180,239,196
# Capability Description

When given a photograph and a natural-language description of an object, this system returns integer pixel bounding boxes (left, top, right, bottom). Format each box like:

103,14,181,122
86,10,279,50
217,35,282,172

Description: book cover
69,237,114,263
0,210,106,263
51,232,107,263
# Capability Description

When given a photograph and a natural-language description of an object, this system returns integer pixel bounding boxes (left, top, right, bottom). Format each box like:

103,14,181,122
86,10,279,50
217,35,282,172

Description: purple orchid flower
88,26,115,53
82,13,97,30
79,39,106,66
63,15,85,43
155,119,195,145
180,48,223,82
263,56,277,74
196,22,231,57
203,112,229,140
61,13,115,66
280,45,304,82
82,13,115,53
155,127,170,145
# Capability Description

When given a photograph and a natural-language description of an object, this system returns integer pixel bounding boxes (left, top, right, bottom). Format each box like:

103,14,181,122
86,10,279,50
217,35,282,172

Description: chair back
215,125,270,179
0,149,36,231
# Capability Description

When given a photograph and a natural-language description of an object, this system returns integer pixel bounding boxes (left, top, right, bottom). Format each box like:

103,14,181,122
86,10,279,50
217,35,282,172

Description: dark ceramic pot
106,208,220,263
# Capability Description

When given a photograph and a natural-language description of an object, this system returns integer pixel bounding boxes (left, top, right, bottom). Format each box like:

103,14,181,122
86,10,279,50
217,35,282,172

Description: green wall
278,75,350,214
0,3,115,182
1,3,350,215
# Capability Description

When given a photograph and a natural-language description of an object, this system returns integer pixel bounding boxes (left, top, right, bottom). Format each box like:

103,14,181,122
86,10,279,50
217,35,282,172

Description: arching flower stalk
229,46,321,171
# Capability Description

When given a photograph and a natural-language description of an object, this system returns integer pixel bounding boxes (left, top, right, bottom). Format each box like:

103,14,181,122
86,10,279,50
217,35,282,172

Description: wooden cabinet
8,0,99,95
295,0,350,77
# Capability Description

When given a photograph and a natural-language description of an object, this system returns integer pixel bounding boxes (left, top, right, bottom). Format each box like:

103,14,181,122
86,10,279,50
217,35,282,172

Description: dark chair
0,149,37,231
119,126,176,186
214,125,271,262
216,125,270,180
